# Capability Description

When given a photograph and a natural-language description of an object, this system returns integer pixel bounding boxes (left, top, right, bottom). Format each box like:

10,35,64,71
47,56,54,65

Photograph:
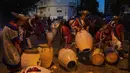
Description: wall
37,0,78,20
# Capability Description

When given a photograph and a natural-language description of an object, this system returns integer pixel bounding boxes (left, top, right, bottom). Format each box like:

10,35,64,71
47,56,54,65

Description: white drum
37,44,53,68
75,29,93,52
20,66,51,73
51,22,59,36
46,31,54,45
21,49,41,68
58,48,77,70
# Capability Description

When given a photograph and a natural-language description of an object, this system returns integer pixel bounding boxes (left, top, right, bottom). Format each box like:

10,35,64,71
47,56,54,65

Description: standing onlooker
2,12,29,73
47,17,52,27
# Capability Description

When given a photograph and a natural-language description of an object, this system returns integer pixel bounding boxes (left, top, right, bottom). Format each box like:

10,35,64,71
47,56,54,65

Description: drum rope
77,18,84,30
93,36,106,48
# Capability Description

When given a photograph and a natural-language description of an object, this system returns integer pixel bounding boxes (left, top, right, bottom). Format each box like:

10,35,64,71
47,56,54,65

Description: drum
37,44,53,68
104,47,119,64
51,22,59,36
46,31,54,45
20,66,51,73
75,29,93,52
58,48,77,70
21,48,41,68
90,48,104,66
52,28,57,37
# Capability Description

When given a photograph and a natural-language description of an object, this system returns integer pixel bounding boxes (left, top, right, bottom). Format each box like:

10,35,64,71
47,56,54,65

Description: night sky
0,0,39,27
97,0,104,13
0,0,39,12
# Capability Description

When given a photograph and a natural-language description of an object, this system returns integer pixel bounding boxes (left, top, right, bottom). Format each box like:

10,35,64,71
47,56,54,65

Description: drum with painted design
90,48,104,66
58,48,77,70
37,44,53,68
21,48,41,68
104,47,119,64
20,66,51,73
75,29,93,52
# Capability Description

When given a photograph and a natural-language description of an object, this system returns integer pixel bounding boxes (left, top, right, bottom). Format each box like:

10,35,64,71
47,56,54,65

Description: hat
11,12,29,21
113,16,120,20
80,10,90,15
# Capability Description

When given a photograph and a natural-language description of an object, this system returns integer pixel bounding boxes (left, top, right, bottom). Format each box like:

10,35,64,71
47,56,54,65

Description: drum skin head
92,54,104,66
106,52,118,64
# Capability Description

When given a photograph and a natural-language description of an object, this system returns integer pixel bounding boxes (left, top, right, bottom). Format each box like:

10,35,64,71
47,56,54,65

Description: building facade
36,0,80,20
104,0,111,15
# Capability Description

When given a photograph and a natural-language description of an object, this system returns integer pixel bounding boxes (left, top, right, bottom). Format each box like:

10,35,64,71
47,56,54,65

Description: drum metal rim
23,49,39,54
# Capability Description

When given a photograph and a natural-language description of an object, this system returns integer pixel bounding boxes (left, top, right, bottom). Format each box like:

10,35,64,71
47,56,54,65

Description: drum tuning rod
68,42,76,49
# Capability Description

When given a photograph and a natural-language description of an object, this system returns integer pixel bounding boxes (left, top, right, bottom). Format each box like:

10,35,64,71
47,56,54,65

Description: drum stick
77,18,84,29
65,36,68,49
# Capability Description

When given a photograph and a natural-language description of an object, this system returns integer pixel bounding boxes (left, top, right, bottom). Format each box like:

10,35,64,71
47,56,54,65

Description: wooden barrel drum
104,47,119,64
37,44,53,68
21,48,41,68
90,48,104,66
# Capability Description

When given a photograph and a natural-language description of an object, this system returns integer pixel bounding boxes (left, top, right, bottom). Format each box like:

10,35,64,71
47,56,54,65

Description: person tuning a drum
2,12,29,73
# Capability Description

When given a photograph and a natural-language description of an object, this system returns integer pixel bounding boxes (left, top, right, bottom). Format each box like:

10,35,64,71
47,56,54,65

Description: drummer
110,16,124,46
69,10,90,33
2,12,29,73
110,16,124,59
59,19,72,48
95,24,112,48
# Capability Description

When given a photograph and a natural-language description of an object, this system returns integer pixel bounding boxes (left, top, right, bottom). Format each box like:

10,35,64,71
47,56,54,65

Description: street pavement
0,34,130,73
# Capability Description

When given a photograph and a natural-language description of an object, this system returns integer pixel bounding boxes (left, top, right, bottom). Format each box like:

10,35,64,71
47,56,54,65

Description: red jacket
113,24,124,42
61,25,72,44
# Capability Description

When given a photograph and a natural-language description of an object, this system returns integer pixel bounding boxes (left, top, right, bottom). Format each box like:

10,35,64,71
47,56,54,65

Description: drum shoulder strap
71,20,76,27
77,17,83,28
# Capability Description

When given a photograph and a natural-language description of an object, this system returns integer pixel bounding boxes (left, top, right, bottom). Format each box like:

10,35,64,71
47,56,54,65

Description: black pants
2,58,21,72
126,32,130,71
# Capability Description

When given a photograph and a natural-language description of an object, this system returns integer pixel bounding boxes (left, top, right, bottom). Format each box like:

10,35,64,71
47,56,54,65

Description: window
40,11,43,14
48,8,50,11
65,12,66,15
40,1,43,5
44,14,46,17
58,16,63,19
57,10,62,12
56,0,60,3
43,0,47,5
